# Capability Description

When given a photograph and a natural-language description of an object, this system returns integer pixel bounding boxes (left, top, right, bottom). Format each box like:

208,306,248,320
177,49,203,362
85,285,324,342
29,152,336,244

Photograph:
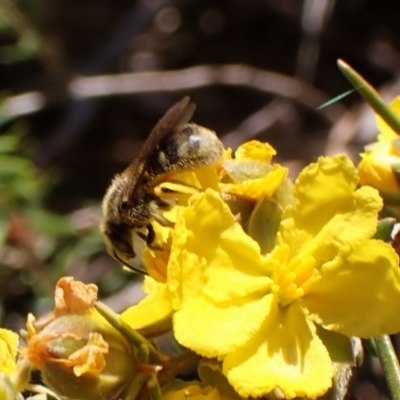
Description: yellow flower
143,141,288,280
123,155,400,399
0,328,18,376
123,141,289,331
221,141,288,201
0,328,32,400
358,97,400,195
0,329,32,400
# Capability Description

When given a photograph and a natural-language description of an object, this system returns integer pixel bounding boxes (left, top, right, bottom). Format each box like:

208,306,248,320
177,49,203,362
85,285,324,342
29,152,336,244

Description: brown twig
1,64,344,123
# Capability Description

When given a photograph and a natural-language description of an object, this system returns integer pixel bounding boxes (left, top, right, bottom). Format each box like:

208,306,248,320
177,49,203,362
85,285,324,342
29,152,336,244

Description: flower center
272,245,318,307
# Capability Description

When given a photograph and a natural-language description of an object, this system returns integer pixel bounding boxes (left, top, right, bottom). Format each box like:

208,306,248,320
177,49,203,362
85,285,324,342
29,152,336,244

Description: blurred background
1,0,399,398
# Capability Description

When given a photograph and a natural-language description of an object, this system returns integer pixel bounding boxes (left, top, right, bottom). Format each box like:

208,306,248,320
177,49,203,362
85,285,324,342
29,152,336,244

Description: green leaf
317,89,358,110
25,208,74,236
0,210,8,249
338,59,400,135
0,134,20,153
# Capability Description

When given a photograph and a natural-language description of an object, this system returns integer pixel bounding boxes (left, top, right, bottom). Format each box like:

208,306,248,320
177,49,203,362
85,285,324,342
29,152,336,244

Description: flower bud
18,278,141,400
22,312,137,400
220,141,294,253
358,139,400,197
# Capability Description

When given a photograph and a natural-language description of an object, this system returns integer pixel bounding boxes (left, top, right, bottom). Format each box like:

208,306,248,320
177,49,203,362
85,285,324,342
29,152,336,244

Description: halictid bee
100,96,224,274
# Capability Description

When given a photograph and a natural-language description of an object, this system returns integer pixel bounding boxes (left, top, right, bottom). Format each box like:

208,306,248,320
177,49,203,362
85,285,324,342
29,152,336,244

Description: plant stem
337,59,400,135
158,351,201,385
95,301,160,361
124,375,148,400
148,375,163,400
374,335,400,400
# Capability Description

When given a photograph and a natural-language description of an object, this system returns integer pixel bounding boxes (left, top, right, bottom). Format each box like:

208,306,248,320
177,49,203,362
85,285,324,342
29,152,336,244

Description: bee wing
122,96,196,205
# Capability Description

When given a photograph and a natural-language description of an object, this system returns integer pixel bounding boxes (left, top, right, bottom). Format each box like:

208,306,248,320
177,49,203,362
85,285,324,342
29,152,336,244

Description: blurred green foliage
0,123,121,325
0,0,43,63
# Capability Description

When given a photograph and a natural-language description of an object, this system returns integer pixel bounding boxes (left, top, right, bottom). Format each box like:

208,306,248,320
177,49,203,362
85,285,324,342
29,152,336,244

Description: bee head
101,221,135,261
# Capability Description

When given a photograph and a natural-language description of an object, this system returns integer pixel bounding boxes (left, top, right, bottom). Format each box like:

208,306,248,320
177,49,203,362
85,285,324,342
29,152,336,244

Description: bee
100,96,224,274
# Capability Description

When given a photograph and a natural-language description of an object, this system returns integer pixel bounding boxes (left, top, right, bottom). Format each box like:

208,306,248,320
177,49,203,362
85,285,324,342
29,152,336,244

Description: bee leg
143,224,164,252
136,224,157,247
136,225,166,251
155,199,171,210
112,251,149,276
136,231,148,242
146,224,156,246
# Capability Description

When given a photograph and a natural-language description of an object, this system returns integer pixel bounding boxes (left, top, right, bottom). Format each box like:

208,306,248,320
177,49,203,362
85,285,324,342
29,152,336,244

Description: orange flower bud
20,278,137,400
21,313,137,400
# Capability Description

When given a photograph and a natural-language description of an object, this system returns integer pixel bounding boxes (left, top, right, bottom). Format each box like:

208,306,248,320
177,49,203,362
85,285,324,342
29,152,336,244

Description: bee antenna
113,251,149,276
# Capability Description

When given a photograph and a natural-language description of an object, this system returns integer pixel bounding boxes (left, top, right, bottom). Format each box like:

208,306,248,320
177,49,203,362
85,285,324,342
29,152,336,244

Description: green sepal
272,176,295,209
224,195,255,234
222,160,272,183
316,325,363,364
47,336,87,358
248,197,282,254
373,218,396,241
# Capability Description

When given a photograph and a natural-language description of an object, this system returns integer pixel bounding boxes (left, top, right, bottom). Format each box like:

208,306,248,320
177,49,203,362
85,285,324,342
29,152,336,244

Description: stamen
276,253,317,306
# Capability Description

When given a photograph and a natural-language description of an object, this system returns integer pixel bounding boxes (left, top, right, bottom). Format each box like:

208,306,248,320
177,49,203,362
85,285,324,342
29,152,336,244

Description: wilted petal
55,277,98,316
70,332,108,376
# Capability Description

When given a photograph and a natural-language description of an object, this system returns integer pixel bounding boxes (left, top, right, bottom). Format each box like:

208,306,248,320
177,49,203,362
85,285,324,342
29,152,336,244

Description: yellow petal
358,140,400,193
304,239,400,338
220,165,288,201
143,249,170,283
168,190,270,309
234,141,277,162
204,269,271,303
282,156,382,261
121,277,173,330
174,295,273,358
223,300,332,399
0,329,18,376
167,166,220,192
291,155,360,230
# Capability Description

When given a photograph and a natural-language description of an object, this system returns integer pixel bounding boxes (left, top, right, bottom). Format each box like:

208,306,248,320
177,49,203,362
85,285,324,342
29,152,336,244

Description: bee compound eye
105,224,135,257
113,239,135,259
